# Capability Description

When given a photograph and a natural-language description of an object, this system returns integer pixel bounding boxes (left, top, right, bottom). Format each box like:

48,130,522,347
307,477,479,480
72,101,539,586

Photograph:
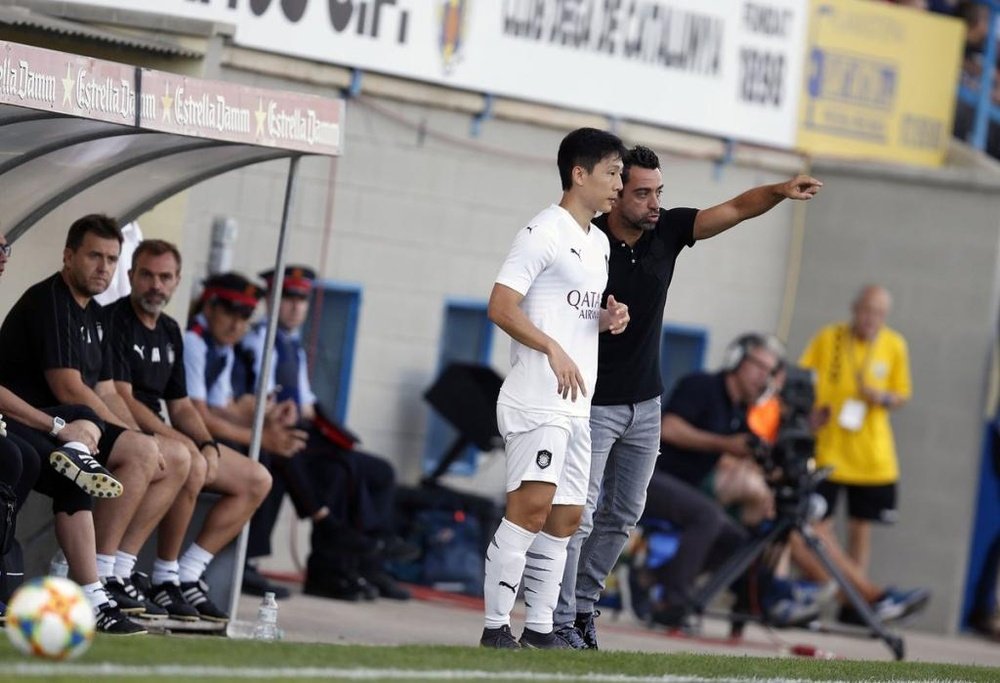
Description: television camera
750,365,829,513
693,364,905,659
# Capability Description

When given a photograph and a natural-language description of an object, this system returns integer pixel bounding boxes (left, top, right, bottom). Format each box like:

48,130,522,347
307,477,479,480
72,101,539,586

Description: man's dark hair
132,239,182,272
557,127,627,191
621,145,661,186
65,214,123,251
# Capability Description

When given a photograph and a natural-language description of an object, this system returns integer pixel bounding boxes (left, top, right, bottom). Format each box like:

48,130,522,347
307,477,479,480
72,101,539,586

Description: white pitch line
0,663,976,683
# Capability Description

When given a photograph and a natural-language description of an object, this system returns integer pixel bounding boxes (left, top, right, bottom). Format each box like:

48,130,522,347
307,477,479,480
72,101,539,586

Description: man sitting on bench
103,239,272,622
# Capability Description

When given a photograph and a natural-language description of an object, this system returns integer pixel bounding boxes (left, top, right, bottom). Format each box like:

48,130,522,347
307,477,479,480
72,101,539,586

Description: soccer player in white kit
481,128,631,649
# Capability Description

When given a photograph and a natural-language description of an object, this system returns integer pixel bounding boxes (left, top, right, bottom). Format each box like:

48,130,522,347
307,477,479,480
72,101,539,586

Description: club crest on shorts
536,449,552,469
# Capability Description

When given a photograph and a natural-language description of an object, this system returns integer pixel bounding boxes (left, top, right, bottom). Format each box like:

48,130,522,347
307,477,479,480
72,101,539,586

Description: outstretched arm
693,175,822,240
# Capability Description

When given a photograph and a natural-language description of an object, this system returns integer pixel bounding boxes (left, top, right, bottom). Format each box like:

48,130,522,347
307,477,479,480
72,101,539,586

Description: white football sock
522,531,570,634
178,543,214,583
113,550,137,580
83,582,110,611
483,517,536,630
151,558,180,586
95,553,115,579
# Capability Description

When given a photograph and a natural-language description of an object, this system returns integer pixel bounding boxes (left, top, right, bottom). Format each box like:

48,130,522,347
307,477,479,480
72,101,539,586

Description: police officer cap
259,265,316,298
202,272,264,315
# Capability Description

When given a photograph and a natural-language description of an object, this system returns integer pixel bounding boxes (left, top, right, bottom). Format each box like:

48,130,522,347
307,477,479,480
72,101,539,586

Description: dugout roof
0,38,344,615
0,38,343,242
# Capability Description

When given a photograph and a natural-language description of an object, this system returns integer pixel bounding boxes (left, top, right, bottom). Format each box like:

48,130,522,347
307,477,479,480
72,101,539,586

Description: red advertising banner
140,70,343,155
0,40,137,124
0,40,343,156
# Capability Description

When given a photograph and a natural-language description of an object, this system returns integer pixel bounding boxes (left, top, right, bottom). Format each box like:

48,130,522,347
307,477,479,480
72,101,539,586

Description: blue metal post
971,0,1000,150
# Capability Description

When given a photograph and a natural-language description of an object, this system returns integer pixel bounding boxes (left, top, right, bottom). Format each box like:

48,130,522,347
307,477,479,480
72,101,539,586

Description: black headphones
722,333,785,374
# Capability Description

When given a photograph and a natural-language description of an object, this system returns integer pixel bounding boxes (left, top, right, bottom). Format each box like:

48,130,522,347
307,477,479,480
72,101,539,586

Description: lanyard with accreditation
836,325,880,432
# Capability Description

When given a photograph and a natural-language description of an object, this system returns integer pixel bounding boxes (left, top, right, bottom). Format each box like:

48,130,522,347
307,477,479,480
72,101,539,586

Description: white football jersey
494,204,610,417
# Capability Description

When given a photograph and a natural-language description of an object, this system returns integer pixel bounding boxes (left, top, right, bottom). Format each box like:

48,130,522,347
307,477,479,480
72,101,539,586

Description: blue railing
959,0,1000,151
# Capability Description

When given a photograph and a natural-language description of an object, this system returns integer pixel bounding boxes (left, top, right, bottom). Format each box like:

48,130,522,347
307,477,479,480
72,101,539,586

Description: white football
6,576,96,660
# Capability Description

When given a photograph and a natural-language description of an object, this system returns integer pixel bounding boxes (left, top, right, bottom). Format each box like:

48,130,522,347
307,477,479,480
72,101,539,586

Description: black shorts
816,480,898,524
95,424,127,465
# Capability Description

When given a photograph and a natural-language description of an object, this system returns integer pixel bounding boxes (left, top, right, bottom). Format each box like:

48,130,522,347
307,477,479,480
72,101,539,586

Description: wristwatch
50,416,66,437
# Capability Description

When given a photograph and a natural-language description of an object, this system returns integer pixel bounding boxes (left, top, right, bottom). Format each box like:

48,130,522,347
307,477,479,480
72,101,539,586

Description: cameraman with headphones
641,333,820,628
659,333,783,526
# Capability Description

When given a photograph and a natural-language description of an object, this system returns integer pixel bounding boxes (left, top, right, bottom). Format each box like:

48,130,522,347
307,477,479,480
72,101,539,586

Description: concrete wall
785,160,1000,633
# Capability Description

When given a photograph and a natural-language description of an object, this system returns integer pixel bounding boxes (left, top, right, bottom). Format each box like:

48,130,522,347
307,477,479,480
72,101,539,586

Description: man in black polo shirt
659,335,930,626
104,240,272,621
553,146,823,649
0,214,191,633
658,334,783,518
0,230,129,631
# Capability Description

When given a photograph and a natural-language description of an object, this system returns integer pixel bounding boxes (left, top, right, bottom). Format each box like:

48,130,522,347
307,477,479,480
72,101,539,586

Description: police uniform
247,267,398,541
183,273,324,560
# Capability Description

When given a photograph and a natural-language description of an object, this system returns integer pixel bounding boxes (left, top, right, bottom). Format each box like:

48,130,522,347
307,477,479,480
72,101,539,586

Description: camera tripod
685,471,906,660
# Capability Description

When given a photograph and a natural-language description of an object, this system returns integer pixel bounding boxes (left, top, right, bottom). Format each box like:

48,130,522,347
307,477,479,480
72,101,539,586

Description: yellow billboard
798,0,964,166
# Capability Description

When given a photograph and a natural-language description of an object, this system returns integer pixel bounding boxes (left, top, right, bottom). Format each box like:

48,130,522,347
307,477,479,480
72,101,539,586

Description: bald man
798,285,912,578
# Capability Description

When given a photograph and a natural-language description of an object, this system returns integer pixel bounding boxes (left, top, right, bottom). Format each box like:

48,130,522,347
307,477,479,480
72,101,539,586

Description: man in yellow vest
799,285,912,577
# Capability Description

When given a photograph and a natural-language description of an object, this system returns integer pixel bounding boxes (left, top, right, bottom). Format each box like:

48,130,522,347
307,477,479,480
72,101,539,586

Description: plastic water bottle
252,591,280,641
49,550,69,578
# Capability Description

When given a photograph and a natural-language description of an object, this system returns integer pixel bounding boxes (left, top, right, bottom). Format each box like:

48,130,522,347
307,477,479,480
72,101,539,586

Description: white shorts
496,404,591,506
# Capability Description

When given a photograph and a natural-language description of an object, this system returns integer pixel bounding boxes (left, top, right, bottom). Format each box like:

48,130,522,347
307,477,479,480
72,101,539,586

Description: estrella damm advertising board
798,0,964,166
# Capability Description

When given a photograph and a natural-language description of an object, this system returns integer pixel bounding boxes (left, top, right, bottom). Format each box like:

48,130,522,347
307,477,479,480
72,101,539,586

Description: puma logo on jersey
570,248,582,261
498,580,518,594
133,344,144,359
525,225,534,233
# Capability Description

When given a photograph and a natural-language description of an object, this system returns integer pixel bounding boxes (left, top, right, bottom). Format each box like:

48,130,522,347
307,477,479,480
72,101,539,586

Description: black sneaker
553,624,587,650
363,569,410,601
242,564,291,599
303,570,369,602
49,446,123,498
649,603,692,630
970,607,1000,640
149,582,201,621
480,624,521,649
519,627,573,649
95,601,147,635
574,610,600,650
375,536,421,563
180,579,229,622
125,573,168,620
101,576,145,614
